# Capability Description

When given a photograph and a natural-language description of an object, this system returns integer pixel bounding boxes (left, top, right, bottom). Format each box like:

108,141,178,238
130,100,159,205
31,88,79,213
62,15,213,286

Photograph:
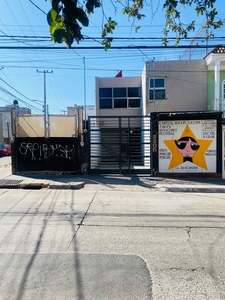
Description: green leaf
76,7,89,27
102,38,113,51
53,28,65,43
64,30,74,48
135,26,141,33
47,9,58,26
51,0,61,11
86,0,101,13
49,20,64,35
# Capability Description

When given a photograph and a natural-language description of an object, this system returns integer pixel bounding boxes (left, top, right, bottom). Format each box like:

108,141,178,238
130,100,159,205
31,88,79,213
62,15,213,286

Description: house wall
207,70,225,106
95,77,142,118
144,60,207,114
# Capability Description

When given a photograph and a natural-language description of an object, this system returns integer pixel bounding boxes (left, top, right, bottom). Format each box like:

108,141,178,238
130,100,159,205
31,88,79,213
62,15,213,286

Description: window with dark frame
128,98,141,108
99,98,112,109
99,88,112,97
99,87,141,109
113,87,126,97
114,98,127,108
128,87,141,97
99,88,112,109
149,78,166,100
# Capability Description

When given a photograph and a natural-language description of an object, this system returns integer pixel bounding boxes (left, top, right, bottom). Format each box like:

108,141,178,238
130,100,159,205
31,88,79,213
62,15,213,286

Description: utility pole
83,57,87,129
37,69,53,138
153,57,156,112
7,122,10,144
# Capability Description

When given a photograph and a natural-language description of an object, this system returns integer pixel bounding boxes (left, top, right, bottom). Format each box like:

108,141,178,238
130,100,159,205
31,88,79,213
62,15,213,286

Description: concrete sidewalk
0,170,225,192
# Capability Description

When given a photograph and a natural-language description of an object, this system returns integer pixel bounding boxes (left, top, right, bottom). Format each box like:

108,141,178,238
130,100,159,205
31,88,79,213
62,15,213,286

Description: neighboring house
142,59,208,115
0,105,31,143
204,45,225,112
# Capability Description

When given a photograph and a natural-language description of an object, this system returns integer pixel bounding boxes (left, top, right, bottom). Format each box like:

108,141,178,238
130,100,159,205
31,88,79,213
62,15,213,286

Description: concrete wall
144,60,207,114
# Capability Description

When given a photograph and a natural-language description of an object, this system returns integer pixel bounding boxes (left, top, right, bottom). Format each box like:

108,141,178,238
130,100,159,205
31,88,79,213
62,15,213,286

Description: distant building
0,114,3,144
0,105,31,143
67,105,95,120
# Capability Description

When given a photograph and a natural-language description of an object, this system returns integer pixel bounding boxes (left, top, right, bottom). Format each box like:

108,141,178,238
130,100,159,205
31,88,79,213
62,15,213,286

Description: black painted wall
12,137,79,173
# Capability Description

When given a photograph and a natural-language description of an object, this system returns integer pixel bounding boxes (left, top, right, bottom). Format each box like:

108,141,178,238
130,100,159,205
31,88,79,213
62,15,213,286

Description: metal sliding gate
88,116,151,174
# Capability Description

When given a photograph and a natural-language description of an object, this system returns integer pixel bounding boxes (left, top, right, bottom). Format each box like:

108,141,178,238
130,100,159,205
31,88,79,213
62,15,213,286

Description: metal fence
88,116,151,175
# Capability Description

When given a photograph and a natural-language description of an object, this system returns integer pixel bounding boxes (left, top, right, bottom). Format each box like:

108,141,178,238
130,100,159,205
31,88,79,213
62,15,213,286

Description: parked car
0,144,11,156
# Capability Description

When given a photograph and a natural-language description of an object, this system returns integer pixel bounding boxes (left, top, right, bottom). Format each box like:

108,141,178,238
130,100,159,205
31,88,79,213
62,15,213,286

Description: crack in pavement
66,191,97,250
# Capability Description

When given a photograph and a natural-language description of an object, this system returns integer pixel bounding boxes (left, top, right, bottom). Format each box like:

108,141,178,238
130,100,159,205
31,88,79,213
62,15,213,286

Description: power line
0,35,225,40
0,44,221,50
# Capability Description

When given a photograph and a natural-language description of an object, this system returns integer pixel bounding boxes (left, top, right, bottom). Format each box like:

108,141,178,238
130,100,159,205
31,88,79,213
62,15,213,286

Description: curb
48,182,85,189
156,185,225,193
17,182,85,190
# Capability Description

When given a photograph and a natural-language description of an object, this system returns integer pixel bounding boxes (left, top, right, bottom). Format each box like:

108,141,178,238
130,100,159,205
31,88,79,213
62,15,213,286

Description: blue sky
0,0,224,114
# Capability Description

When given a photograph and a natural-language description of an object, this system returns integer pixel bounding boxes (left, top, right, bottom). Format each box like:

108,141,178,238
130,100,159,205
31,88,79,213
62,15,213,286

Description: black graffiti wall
12,137,79,172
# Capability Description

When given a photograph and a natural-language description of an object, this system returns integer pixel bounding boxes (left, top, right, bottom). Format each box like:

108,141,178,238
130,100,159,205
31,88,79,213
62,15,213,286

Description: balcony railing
208,98,225,113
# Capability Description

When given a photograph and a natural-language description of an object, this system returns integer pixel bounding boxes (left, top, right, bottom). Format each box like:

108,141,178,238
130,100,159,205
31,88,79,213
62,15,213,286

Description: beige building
143,59,207,115
95,60,208,118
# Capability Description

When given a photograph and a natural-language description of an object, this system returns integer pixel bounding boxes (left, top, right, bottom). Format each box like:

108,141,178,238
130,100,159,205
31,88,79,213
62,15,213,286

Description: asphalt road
0,188,225,299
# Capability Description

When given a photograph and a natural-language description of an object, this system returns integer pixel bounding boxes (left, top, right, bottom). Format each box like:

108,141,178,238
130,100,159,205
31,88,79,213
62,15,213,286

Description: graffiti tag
19,142,76,160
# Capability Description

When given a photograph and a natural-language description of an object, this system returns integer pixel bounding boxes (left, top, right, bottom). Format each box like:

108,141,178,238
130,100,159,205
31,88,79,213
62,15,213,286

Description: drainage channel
21,183,44,190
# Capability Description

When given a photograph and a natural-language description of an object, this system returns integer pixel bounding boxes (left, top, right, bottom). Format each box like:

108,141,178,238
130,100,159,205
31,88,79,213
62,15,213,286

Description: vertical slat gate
89,116,151,175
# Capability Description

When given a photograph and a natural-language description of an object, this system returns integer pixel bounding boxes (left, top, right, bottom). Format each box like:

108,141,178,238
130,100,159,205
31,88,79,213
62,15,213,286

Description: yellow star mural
163,124,213,170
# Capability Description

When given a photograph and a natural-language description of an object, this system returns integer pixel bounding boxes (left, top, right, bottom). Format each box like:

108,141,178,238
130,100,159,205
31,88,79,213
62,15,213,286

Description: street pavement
0,158,225,299
0,187,225,299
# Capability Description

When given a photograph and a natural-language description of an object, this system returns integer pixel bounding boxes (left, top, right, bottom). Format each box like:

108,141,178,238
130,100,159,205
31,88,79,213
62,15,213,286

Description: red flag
115,70,122,77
